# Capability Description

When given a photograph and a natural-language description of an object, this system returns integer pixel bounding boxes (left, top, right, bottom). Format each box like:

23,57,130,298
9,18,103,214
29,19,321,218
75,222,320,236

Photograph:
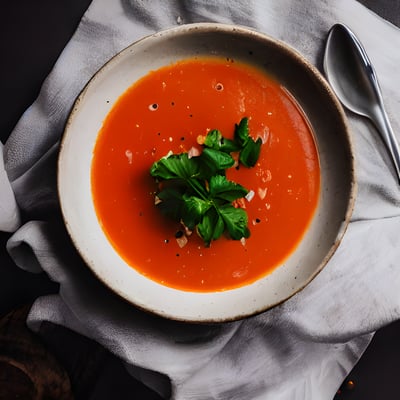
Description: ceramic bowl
58,23,355,322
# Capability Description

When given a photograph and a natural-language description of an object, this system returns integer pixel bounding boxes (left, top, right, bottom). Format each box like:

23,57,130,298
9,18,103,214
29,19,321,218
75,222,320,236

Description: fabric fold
0,143,20,232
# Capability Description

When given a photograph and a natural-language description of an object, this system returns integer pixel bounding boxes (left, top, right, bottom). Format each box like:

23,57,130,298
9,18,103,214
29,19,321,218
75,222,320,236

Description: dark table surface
1,1,400,399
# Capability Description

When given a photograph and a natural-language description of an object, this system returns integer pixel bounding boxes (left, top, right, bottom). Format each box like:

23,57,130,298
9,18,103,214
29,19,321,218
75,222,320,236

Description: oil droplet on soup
91,57,320,292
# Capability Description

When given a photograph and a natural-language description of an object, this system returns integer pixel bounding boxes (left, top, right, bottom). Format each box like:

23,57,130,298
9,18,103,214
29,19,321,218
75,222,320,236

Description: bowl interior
58,23,355,322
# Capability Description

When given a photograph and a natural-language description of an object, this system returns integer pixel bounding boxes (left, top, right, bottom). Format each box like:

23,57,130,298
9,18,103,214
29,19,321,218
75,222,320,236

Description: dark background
1,1,400,399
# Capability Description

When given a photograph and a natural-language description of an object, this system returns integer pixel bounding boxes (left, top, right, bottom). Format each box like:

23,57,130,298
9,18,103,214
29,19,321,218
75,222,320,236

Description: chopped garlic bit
196,134,206,145
170,222,193,249
245,190,255,202
257,187,267,200
240,237,246,246
125,149,133,164
176,235,188,248
154,195,162,205
188,146,201,158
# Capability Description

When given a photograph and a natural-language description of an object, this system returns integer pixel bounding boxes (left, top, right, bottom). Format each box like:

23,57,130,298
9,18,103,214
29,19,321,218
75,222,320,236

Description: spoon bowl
323,23,400,182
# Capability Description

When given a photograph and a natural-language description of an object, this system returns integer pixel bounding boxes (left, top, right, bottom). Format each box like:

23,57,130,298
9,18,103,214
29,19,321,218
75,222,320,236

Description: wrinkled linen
2,1,400,399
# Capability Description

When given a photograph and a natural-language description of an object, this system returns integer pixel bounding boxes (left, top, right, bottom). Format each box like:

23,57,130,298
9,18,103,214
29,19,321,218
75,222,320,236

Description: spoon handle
371,104,400,183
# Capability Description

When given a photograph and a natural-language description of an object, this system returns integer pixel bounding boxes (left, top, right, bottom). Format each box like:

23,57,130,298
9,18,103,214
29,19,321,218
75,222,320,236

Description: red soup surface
91,57,320,292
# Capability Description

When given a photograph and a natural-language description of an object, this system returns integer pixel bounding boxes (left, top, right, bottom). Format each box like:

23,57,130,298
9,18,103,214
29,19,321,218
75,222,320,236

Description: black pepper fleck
175,230,184,238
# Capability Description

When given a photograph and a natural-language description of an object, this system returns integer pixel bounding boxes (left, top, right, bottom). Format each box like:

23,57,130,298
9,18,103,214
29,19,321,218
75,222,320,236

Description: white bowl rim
58,22,356,323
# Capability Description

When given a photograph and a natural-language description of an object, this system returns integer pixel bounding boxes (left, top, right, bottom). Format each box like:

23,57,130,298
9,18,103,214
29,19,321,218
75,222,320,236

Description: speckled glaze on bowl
58,23,356,323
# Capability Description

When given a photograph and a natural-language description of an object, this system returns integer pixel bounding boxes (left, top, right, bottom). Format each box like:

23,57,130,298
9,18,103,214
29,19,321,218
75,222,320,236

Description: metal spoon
323,23,400,183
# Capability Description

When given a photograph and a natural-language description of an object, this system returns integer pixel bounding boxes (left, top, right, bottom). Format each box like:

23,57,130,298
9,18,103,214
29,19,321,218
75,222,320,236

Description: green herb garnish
150,117,262,247
235,117,263,167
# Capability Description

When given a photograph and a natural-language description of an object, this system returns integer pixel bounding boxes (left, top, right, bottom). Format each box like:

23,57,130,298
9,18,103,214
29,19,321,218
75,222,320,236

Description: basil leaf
150,153,200,180
209,175,248,201
204,129,222,149
220,137,241,153
219,204,250,240
239,137,262,168
200,147,235,174
181,195,212,229
197,208,225,247
234,117,250,146
156,187,185,221
205,129,240,153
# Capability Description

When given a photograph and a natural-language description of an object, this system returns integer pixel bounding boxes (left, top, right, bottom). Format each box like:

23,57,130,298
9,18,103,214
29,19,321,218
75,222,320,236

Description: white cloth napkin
2,0,400,399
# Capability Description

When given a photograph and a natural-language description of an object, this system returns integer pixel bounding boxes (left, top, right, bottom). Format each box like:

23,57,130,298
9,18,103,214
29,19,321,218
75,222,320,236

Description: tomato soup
91,57,320,292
